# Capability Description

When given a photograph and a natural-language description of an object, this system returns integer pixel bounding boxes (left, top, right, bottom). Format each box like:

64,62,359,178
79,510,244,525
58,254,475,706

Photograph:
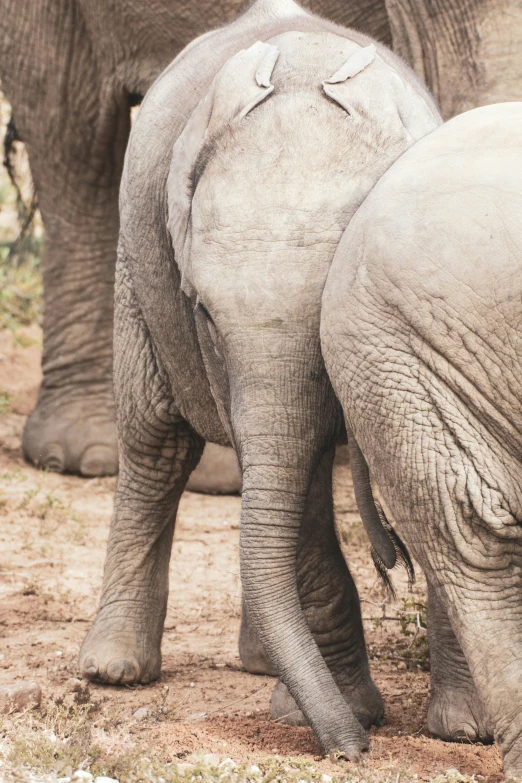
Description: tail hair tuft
372,501,415,595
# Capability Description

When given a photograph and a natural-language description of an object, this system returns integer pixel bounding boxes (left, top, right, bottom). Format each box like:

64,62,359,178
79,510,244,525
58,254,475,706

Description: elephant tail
348,431,414,598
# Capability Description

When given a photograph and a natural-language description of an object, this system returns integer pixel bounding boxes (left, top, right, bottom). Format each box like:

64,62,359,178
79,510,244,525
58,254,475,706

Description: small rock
397,661,408,671
72,772,93,783
201,753,220,767
66,677,90,704
248,766,261,775
0,682,41,714
67,678,83,693
132,706,150,720
321,776,333,783
94,777,119,783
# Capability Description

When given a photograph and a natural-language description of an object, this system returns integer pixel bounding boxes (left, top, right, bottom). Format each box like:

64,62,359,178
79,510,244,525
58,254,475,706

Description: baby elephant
79,0,440,759
322,102,522,775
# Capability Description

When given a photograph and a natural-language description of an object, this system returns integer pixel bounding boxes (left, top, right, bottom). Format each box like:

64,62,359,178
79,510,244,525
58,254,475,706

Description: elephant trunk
229,331,367,756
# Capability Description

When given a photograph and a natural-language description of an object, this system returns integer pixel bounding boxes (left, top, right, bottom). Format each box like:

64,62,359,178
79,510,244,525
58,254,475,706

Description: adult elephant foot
79,604,161,684
238,598,278,676
22,387,118,477
426,582,493,744
270,676,384,729
427,686,492,743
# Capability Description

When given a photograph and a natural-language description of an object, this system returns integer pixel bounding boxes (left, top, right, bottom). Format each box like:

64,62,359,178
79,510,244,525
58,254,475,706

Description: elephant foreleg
426,581,493,743
79,258,204,683
1,0,130,476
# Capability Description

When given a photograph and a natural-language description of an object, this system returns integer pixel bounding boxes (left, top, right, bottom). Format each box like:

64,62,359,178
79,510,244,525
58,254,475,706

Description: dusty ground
0,327,503,782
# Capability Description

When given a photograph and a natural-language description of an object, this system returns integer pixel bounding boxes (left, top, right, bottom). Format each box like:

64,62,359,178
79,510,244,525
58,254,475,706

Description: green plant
0,390,11,413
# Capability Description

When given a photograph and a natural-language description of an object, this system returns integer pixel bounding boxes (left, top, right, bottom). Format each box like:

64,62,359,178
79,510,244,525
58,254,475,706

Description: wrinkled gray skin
322,102,522,774
0,0,389,479
78,0,440,757
2,0,520,483
385,0,522,119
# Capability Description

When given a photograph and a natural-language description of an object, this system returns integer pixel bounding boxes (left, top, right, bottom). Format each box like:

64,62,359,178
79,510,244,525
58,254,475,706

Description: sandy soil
0,327,502,781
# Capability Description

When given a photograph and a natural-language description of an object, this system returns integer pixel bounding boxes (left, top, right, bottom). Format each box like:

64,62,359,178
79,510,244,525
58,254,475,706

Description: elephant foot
428,688,494,743
270,677,384,730
23,387,118,477
79,606,161,684
238,599,278,676
186,443,242,495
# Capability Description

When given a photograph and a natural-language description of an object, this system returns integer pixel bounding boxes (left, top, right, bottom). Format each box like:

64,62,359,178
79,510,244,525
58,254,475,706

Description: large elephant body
78,0,440,757
322,102,522,775
2,0,522,485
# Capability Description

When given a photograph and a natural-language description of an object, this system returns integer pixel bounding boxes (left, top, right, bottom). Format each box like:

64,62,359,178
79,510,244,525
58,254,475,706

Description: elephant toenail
82,656,99,678
107,658,138,683
79,445,118,477
41,443,66,473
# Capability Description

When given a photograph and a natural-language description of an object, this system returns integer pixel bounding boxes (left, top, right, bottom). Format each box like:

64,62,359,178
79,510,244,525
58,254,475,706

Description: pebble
0,681,41,714
66,677,90,703
72,772,93,783
321,776,333,783
200,753,220,767
132,706,150,720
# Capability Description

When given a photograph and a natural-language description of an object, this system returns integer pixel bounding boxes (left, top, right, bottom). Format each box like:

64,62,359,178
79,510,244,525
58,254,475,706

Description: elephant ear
168,41,280,291
322,44,440,143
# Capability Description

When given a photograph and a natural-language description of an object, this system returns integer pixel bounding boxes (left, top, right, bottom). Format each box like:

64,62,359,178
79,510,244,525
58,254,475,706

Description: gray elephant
384,0,522,120
2,0,520,483
0,0,389,478
321,102,522,774
77,0,440,758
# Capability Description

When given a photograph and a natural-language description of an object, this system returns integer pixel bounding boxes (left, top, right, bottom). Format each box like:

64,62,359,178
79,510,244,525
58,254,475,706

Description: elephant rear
321,102,522,776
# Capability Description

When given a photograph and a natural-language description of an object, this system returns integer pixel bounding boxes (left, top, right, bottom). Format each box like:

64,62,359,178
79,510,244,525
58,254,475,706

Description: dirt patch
0,328,502,781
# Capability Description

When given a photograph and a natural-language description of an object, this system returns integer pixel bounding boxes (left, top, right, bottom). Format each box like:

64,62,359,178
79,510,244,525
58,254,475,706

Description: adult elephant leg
79,259,204,683
426,581,493,743
269,447,383,729
1,0,129,476
21,110,128,477
384,0,522,118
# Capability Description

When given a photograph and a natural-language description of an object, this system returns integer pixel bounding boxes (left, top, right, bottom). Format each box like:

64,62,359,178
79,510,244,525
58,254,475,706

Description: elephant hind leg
79,257,204,684
426,582,493,744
